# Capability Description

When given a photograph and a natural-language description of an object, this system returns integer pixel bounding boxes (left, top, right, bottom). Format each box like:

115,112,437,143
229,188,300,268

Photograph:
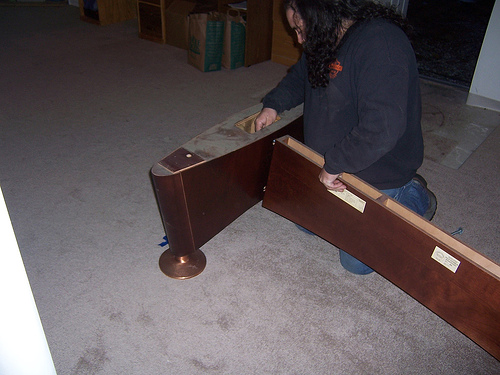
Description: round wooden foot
159,248,206,280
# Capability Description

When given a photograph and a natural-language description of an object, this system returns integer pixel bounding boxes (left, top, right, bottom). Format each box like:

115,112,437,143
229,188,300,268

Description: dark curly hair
284,0,410,88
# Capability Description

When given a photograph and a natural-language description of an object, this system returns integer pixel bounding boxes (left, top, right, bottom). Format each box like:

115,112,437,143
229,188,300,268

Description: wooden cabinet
218,0,273,66
135,0,274,65
137,1,209,46
137,0,169,43
271,0,301,66
78,0,137,26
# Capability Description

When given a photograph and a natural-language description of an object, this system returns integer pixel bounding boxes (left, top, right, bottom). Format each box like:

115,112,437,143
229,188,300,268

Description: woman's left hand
319,168,346,191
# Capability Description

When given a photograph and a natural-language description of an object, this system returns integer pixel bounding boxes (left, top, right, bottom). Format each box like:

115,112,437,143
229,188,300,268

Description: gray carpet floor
1,5,499,375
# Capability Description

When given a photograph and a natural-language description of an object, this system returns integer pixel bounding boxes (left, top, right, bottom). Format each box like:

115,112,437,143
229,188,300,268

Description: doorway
406,0,495,88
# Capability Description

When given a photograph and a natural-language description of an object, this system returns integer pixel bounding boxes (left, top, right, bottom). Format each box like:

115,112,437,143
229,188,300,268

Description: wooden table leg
151,116,303,279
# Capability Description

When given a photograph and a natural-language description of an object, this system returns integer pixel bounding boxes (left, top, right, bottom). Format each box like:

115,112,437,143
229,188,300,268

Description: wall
467,0,500,112
0,187,57,375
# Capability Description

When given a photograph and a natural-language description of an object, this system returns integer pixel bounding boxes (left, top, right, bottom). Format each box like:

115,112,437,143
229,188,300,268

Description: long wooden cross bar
262,135,500,360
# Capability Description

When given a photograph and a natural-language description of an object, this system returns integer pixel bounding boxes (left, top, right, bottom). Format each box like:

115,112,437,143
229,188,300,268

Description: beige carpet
1,5,499,374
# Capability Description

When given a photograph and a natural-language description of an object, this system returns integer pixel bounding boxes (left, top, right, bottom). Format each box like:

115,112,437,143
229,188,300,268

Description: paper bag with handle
222,11,246,69
188,12,225,72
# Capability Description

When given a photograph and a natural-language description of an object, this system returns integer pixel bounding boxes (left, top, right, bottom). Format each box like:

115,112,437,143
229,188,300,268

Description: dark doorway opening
406,0,495,88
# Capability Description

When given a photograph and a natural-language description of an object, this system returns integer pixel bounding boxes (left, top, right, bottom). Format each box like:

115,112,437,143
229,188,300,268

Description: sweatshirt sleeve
323,27,414,175
262,55,307,113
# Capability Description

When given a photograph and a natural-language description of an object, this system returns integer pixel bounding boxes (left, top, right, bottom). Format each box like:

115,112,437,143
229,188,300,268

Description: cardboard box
165,0,197,50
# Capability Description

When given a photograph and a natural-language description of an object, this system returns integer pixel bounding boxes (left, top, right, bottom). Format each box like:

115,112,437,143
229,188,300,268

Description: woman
255,0,436,275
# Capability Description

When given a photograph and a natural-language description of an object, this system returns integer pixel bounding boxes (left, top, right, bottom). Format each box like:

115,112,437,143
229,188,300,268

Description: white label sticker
431,246,461,273
328,189,366,213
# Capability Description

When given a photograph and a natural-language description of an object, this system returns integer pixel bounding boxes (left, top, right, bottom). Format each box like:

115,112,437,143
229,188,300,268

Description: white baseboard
467,93,500,113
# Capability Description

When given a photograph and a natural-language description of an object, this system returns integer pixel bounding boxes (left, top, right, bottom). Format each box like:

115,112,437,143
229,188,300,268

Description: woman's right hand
254,108,278,131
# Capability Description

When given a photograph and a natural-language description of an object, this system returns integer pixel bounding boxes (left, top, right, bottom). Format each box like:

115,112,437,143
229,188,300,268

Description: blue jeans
339,179,430,275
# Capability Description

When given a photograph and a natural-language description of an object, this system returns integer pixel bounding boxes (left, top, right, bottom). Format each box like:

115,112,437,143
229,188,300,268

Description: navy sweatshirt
263,19,424,190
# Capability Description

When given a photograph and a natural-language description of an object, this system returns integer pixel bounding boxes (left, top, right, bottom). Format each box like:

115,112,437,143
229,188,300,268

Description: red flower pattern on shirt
329,60,343,79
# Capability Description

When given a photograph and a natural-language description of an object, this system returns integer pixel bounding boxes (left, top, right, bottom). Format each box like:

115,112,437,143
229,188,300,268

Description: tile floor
420,78,499,169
